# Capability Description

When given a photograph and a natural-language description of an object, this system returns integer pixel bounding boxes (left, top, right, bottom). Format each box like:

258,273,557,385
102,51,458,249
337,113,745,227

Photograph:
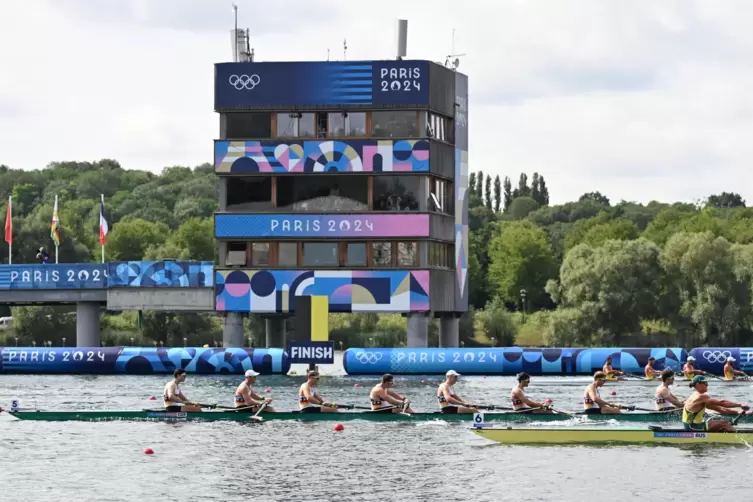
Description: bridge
0,261,214,346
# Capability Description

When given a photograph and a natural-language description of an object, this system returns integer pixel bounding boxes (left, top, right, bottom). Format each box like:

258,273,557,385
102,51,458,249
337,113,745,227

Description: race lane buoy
333,423,344,432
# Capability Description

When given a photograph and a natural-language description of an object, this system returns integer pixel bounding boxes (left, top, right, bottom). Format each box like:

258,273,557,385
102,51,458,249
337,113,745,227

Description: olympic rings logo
702,350,732,363
354,352,383,364
229,74,261,90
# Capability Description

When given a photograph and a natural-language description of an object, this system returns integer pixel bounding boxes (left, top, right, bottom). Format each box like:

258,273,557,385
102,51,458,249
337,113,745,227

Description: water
2,373,753,501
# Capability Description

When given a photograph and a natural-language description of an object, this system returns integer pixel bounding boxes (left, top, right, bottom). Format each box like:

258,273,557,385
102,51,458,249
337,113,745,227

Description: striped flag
99,195,109,245
51,195,60,247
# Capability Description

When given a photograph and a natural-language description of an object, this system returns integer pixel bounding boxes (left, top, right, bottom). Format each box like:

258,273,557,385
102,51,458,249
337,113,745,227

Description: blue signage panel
214,213,429,239
287,341,335,364
342,347,687,375
0,264,108,289
0,347,290,374
215,60,430,108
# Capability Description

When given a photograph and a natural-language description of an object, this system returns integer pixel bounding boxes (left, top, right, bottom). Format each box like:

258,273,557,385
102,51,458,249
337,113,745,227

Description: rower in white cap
682,356,708,380
234,369,275,412
437,370,478,414
723,356,747,381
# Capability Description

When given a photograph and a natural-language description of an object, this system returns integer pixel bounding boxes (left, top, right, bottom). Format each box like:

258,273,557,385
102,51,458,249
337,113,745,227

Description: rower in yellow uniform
644,357,662,380
234,370,275,412
163,369,201,412
682,356,707,380
584,371,630,414
370,374,414,413
511,372,553,413
437,370,477,414
682,375,748,432
299,370,338,413
723,357,747,381
654,369,684,411
602,356,624,380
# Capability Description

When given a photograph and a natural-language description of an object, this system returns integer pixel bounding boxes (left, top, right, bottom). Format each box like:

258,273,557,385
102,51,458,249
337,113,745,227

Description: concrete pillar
265,317,286,348
439,316,459,348
223,312,245,347
406,313,429,348
76,302,101,347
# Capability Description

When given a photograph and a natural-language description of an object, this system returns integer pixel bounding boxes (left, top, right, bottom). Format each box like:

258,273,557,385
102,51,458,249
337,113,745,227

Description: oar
249,402,268,422
731,411,748,426
476,404,515,411
194,403,219,410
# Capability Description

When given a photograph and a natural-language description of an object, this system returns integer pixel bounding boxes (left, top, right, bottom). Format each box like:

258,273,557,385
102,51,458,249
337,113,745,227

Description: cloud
1,0,753,205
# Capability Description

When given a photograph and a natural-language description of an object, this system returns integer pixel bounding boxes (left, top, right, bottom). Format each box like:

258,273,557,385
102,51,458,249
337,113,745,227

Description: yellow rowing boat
471,426,753,445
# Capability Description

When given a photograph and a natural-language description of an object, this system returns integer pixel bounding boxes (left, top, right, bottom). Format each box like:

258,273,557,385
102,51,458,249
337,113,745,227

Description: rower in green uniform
682,375,749,432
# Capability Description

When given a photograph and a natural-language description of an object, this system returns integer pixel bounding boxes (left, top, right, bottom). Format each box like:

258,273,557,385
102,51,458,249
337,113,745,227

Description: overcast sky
2,0,753,205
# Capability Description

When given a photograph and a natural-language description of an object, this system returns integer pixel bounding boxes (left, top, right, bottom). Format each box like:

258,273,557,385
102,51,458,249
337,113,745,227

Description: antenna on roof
444,28,466,71
327,48,330,61
343,39,348,60
396,19,408,60
230,3,254,62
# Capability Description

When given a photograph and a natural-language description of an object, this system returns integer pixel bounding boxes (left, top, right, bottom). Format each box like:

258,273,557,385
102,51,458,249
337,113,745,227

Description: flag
4,197,11,245
99,195,109,245
51,195,60,247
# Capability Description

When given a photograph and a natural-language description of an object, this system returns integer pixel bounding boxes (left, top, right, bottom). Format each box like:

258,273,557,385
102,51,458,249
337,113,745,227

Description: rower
584,371,626,414
682,375,749,432
654,369,684,410
234,369,275,412
644,357,662,380
437,369,477,414
682,356,707,380
163,369,201,412
511,372,553,413
299,370,337,413
723,357,747,381
370,373,414,413
602,356,623,380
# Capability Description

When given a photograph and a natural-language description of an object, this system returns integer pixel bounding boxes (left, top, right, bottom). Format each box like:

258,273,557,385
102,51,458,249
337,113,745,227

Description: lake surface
2,373,753,501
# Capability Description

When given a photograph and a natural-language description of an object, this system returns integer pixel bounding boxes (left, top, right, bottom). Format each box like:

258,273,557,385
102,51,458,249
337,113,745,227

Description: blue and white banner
0,264,108,289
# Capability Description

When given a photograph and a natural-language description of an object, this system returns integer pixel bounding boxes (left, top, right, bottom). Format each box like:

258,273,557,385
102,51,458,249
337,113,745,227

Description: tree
475,171,484,197
469,172,476,196
707,192,746,209
106,218,170,261
493,175,502,213
531,173,540,203
536,175,550,206
549,239,664,345
507,196,540,220
484,175,492,209
514,173,530,198
503,176,513,212
579,191,610,206
487,220,558,309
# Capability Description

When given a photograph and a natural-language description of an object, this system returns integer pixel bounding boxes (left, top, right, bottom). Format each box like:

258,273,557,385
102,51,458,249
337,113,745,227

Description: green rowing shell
5,410,745,423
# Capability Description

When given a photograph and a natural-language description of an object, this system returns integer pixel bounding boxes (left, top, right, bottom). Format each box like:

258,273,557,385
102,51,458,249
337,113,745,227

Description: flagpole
6,196,11,265
101,194,105,263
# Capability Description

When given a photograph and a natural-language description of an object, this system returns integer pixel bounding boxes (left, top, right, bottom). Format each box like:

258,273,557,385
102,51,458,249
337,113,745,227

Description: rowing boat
4,409,752,423
471,426,753,445
539,377,752,386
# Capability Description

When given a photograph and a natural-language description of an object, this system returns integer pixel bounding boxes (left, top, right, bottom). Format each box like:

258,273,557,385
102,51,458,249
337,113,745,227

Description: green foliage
507,196,540,220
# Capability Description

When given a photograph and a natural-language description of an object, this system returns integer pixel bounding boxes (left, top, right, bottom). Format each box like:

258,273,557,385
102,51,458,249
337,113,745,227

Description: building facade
213,59,469,348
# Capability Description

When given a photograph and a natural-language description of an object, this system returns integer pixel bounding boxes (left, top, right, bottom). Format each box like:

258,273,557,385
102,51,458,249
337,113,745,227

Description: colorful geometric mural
215,270,430,313
214,139,430,173
107,261,214,288
453,71,470,311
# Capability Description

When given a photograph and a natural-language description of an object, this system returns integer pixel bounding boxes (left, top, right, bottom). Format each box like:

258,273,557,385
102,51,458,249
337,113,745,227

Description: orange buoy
333,423,344,432
143,448,154,455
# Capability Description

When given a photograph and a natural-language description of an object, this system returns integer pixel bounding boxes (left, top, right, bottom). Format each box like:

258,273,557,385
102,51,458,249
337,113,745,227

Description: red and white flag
99,195,109,245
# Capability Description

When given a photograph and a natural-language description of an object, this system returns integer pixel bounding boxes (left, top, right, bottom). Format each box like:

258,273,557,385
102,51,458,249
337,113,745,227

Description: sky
2,0,753,205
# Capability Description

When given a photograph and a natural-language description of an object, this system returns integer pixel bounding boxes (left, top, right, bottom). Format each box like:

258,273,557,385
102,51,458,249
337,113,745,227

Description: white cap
245,370,260,377
727,356,736,362
446,370,461,377
687,356,696,361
